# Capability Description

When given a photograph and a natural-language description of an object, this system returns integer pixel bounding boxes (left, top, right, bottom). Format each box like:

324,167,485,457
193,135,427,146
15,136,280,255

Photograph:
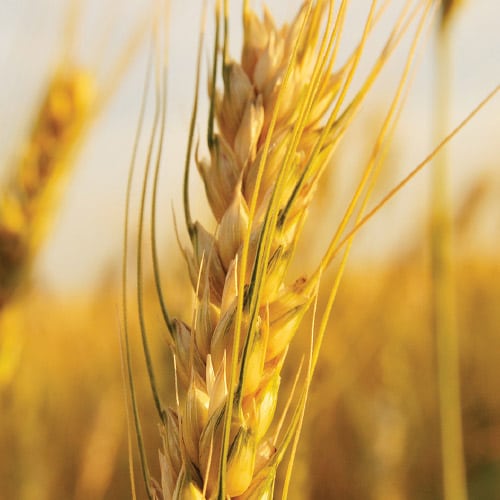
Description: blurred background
0,0,499,498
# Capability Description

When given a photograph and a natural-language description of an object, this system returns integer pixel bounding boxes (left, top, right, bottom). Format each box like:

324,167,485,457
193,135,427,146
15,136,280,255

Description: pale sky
0,0,499,293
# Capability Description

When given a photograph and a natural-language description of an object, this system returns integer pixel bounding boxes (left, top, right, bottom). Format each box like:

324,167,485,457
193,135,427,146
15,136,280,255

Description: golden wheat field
1,1,499,499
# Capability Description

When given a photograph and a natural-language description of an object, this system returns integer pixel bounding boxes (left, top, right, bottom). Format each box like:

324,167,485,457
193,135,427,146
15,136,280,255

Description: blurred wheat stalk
431,1,467,499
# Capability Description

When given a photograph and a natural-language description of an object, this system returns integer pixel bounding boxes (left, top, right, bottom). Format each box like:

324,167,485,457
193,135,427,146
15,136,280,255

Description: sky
0,0,499,293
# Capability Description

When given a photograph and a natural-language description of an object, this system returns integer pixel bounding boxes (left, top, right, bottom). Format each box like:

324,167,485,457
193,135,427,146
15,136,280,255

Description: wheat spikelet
0,67,94,309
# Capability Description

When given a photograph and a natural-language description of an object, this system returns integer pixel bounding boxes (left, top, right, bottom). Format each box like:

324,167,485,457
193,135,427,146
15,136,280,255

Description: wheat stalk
122,1,499,498
432,2,468,499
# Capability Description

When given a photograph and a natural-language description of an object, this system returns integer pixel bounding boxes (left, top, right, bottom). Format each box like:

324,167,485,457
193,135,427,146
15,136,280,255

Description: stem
432,16,467,500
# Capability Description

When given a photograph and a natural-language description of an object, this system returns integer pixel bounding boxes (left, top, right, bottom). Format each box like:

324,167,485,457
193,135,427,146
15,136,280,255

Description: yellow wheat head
121,0,499,498
0,68,93,308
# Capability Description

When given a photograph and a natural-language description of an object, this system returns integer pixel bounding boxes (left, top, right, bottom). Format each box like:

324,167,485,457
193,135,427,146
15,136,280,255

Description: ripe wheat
0,68,93,309
148,2,428,498
123,1,498,498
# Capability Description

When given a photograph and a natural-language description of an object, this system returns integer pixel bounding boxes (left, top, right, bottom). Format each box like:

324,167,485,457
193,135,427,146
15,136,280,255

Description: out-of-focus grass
0,280,164,499
1,247,499,499
287,254,500,500
0,284,129,500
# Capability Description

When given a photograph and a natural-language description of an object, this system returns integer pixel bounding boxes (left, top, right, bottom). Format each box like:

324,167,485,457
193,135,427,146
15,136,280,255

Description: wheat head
126,1,446,498
0,67,93,309
158,4,342,497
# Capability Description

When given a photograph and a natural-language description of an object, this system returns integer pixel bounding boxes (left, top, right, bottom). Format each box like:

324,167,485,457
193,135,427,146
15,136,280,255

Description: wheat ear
0,68,94,309
119,0,500,496
142,2,440,498
0,2,152,312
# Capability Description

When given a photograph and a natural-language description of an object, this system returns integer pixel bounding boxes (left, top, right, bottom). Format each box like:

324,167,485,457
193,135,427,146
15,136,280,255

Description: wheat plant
122,1,498,499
